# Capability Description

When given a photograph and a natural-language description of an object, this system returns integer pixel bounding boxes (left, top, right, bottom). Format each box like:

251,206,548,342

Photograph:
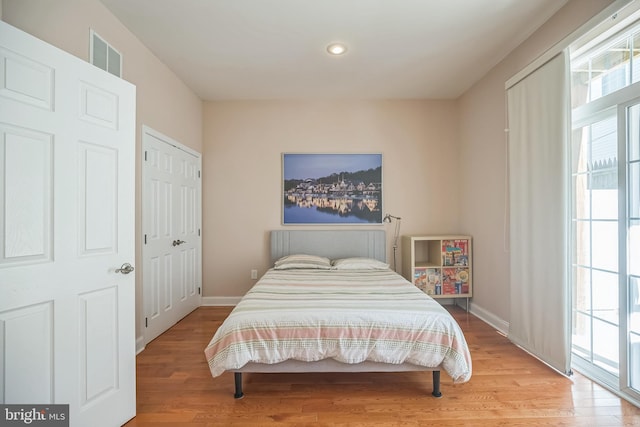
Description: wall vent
90,29,122,78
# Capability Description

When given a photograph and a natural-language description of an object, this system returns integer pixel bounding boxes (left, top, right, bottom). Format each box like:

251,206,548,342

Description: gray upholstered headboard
270,230,386,265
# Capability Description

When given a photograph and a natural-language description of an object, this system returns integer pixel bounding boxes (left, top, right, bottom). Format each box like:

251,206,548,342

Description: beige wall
457,0,615,324
202,100,461,298
203,0,616,307
2,0,203,342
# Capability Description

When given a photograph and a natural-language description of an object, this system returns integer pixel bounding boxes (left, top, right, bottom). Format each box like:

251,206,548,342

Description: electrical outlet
251,269,258,280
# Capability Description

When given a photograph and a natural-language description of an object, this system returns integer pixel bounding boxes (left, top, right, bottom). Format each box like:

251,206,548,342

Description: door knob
116,263,135,274
172,239,186,247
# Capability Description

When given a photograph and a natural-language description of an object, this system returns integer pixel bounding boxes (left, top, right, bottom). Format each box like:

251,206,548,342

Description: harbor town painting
283,153,383,224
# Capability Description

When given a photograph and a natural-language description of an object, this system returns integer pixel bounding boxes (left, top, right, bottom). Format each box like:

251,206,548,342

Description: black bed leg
432,371,442,398
234,372,244,399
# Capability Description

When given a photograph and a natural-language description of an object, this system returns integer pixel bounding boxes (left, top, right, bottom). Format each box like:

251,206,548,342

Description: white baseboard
468,302,509,335
201,296,242,306
136,336,145,355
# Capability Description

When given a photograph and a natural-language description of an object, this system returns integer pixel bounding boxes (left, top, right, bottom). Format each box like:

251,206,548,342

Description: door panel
79,82,119,129
79,287,118,404
0,302,53,403
0,124,52,264
0,21,136,426
0,46,54,110
79,142,118,255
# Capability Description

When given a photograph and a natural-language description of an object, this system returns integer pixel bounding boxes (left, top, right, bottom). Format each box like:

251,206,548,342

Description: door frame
140,125,202,348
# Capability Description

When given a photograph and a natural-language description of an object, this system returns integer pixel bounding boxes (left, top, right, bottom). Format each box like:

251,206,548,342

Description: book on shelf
413,267,441,295
413,267,427,293
426,268,440,295
442,239,469,267
442,267,470,294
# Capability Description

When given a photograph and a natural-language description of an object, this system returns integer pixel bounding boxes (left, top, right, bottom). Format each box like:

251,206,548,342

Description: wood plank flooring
123,306,640,426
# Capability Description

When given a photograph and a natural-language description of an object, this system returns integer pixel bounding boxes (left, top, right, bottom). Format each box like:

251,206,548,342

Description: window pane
630,277,640,335
589,39,631,102
631,220,640,277
573,221,591,266
592,269,619,324
593,318,619,374
572,126,590,174
591,179,617,220
573,311,592,360
590,116,618,219
573,175,591,220
630,162,640,220
629,104,639,162
592,221,618,272
630,331,640,391
590,116,617,169
572,60,591,108
574,266,592,312
633,32,640,85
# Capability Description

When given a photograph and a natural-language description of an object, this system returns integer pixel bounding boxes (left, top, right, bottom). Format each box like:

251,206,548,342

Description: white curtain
506,52,571,375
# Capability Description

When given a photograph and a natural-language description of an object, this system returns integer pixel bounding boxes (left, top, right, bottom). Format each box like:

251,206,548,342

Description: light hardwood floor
124,306,640,426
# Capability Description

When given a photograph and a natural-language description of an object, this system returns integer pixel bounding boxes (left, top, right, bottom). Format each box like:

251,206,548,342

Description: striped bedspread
204,268,472,383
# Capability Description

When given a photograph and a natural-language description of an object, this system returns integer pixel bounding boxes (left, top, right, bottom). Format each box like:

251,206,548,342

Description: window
570,17,640,403
572,26,640,108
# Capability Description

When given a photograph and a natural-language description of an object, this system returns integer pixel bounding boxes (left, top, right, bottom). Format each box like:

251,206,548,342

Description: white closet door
142,127,201,344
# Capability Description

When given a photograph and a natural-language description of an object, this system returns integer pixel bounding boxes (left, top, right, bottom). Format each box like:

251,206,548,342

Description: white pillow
274,254,332,270
331,257,390,270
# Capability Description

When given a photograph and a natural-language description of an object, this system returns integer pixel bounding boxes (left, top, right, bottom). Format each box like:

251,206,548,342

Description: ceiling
99,0,568,100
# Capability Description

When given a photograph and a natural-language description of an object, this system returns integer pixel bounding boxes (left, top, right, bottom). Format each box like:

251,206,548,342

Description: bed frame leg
432,371,442,398
234,372,244,399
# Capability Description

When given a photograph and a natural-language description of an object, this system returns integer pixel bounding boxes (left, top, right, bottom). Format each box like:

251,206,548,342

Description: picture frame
282,153,383,224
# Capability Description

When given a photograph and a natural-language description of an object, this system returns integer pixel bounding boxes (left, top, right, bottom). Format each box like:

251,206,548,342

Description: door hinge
198,170,201,178
144,234,147,244
198,287,201,295
198,229,201,236
144,150,147,161
145,317,148,328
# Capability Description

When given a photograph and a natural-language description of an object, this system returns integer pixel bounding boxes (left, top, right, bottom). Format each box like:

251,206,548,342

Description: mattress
204,267,472,383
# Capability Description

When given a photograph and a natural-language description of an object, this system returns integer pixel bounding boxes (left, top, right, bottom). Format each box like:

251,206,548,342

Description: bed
204,230,472,398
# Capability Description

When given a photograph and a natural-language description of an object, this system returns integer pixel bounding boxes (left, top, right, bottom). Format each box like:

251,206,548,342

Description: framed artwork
282,153,383,224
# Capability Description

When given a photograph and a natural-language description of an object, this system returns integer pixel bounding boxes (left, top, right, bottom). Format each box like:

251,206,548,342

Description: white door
0,21,136,427
142,127,201,344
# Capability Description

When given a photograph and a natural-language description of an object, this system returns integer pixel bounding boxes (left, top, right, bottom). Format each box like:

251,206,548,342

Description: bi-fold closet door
142,127,202,344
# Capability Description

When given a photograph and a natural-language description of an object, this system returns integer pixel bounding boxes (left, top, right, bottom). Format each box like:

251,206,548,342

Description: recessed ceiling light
326,43,347,56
